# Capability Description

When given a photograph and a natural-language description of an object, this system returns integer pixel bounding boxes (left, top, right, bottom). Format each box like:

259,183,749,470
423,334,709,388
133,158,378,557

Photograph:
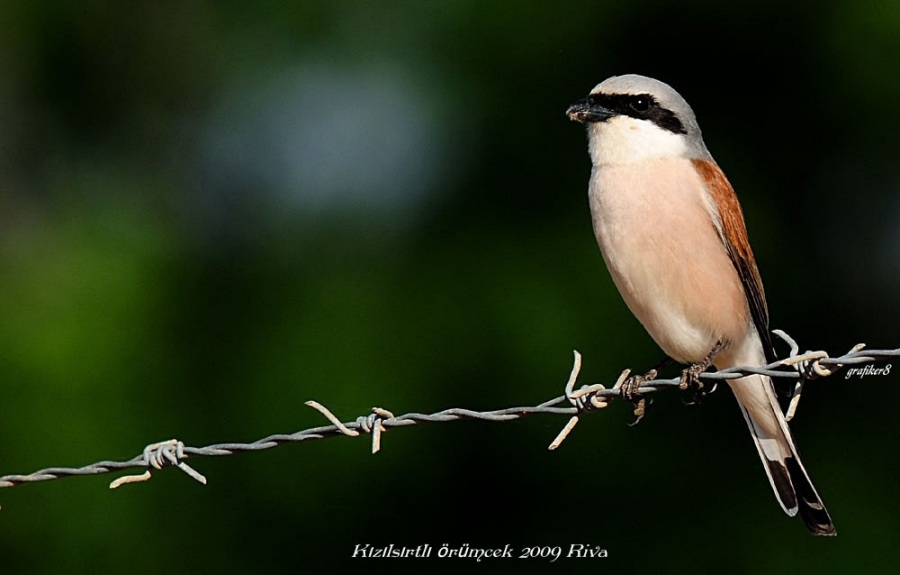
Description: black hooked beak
566,96,613,124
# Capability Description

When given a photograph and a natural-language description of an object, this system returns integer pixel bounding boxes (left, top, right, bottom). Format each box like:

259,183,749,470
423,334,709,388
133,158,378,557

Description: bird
566,74,835,535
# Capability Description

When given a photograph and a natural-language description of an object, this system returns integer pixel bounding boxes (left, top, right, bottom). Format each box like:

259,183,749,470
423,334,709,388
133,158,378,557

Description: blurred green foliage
0,1,898,573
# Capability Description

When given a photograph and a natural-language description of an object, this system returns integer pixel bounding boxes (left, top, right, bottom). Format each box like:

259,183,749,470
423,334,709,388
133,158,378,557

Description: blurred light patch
197,61,450,225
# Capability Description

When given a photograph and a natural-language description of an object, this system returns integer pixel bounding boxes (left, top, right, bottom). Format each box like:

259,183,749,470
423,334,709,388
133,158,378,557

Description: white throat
588,116,687,166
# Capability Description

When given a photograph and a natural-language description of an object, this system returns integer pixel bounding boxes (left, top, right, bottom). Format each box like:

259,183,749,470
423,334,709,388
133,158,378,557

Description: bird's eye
629,98,652,113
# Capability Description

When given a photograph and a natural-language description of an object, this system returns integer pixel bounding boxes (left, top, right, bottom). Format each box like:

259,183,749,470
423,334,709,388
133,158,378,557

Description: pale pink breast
589,158,750,363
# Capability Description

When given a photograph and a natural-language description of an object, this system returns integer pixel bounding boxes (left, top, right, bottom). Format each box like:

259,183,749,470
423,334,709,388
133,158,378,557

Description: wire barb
109,440,207,489
0,332,895,502
771,330,871,421
548,350,588,450
358,407,395,454
305,401,360,437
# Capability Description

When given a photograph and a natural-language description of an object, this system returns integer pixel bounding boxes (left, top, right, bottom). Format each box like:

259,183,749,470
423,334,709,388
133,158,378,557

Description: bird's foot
621,368,656,401
679,340,725,406
679,364,717,405
618,368,657,426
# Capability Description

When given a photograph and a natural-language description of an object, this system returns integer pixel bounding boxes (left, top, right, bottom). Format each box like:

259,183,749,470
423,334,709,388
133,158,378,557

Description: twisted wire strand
0,332,896,496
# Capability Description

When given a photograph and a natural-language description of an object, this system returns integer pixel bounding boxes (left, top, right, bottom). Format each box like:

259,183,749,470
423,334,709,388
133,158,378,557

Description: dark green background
0,1,897,573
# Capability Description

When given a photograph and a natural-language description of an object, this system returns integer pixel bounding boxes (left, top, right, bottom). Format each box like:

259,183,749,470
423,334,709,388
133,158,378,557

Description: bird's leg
680,340,725,405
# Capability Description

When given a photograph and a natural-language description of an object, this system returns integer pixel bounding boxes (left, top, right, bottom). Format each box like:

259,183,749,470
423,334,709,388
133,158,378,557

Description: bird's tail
729,373,836,536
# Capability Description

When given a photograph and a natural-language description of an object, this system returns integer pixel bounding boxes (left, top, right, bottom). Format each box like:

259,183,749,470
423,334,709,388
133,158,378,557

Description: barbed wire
0,330,896,500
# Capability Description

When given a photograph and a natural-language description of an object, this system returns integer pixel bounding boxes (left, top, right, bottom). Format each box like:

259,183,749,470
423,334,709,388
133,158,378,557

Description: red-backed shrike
567,74,835,535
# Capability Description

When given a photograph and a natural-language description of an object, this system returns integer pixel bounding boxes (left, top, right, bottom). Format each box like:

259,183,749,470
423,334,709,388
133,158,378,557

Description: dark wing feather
691,159,777,364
